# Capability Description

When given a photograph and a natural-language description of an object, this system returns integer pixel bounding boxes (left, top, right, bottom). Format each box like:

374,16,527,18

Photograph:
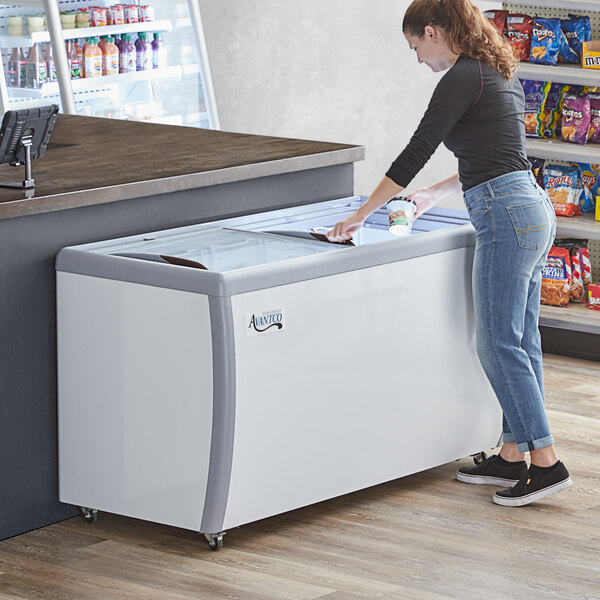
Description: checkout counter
0,114,363,540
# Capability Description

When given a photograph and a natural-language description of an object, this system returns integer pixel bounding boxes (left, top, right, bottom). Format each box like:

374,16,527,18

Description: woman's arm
326,176,404,242
409,173,461,218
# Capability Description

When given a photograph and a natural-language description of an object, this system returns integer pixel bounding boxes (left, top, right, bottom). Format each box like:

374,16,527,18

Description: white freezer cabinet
56,197,501,551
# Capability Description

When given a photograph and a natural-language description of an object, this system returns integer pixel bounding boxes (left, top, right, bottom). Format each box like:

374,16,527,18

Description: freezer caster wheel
472,451,488,466
78,507,98,523
204,532,225,551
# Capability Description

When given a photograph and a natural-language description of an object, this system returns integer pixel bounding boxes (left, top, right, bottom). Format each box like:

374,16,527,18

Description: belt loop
486,181,495,198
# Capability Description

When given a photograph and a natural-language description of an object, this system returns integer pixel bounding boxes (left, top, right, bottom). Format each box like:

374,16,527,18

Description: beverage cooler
56,198,502,551
0,0,219,128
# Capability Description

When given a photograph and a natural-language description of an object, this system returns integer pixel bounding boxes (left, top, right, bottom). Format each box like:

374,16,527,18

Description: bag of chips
558,27,579,63
538,82,568,138
561,93,591,144
520,79,545,137
530,17,562,65
587,94,600,143
544,164,582,217
541,247,572,306
507,14,534,61
589,283,600,311
484,10,509,36
530,157,546,188
571,162,600,213
561,15,591,62
554,239,593,302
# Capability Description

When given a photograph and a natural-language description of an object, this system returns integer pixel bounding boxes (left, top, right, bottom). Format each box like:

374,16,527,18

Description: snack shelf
517,63,600,86
506,0,600,11
540,302,600,333
6,65,183,98
526,138,600,162
556,212,600,240
0,19,172,49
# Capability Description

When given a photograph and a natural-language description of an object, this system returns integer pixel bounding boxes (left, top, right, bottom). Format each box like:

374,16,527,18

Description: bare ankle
499,442,526,462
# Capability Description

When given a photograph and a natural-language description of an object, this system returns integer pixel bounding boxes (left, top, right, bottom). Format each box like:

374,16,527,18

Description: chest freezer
56,197,501,550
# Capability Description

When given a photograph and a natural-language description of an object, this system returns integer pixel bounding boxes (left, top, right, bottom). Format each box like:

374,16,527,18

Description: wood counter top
0,115,364,220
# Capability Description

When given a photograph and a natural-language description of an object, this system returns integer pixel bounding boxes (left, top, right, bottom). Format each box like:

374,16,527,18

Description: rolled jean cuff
502,431,516,444
516,434,554,454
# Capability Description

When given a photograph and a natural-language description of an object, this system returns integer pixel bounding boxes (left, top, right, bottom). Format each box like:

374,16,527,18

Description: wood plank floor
1,354,599,600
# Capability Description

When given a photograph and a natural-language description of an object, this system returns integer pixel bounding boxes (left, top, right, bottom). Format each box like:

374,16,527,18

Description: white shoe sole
492,476,573,507
456,470,520,487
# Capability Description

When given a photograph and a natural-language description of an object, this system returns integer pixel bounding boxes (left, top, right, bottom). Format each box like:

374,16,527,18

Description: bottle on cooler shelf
18,47,28,87
102,36,119,76
25,44,48,89
67,39,81,79
151,33,166,69
44,43,57,82
135,32,152,71
119,33,136,74
83,37,102,78
7,47,26,87
98,36,108,55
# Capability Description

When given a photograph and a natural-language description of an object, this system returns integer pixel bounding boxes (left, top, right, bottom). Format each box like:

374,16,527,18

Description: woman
327,0,572,507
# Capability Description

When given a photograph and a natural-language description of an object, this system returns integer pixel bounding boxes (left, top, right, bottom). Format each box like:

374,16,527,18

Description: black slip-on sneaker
493,461,572,507
456,455,528,487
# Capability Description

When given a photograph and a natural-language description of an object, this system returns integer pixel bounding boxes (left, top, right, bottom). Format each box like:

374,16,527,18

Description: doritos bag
541,247,572,306
544,164,582,217
561,94,591,145
561,15,591,62
588,94,600,143
520,79,545,137
530,17,562,65
507,14,534,61
484,10,509,36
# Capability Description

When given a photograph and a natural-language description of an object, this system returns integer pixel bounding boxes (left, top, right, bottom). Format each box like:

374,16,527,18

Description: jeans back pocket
506,200,550,250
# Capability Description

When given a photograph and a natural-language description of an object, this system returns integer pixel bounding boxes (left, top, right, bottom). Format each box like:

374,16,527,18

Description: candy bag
507,14,534,61
530,17,562,65
561,93,591,145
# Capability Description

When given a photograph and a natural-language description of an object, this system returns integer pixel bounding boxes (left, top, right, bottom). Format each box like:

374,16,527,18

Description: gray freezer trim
56,224,476,297
200,296,236,534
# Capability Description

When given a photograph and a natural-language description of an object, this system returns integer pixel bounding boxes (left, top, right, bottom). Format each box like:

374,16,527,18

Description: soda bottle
135,32,151,71
151,33,166,69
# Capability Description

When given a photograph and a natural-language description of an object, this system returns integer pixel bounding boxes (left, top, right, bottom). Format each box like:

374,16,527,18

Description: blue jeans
463,170,557,454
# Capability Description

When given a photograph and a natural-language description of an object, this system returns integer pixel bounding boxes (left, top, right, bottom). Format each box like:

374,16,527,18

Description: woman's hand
408,186,439,219
326,210,366,242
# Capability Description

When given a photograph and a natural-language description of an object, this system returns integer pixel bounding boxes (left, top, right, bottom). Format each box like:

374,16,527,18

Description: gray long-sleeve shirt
386,55,530,192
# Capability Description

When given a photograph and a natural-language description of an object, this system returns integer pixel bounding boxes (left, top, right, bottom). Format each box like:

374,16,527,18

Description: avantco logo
246,309,285,338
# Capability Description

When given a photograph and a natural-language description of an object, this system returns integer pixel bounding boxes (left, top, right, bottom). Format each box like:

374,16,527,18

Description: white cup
387,197,417,235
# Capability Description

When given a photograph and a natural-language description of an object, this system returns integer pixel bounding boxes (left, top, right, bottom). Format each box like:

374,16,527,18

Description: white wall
199,0,501,208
